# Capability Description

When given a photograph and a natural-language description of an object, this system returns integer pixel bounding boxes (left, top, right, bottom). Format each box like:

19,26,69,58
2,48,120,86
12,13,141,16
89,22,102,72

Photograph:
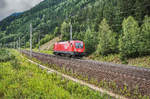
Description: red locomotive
53,40,85,57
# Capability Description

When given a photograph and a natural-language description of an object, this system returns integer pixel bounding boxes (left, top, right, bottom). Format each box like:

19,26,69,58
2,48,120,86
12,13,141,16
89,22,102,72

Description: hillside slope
0,0,150,61
40,36,60,50
0,0,149,45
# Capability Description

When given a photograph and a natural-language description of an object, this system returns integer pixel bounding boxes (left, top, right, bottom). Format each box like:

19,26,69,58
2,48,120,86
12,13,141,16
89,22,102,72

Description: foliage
0,50,110,99
0,0,149,46
119,16,141,59
0,0,150,58
0,49,15,62
97,19,117,55
54,27,60,36
140,16,150,54
25,42,30,48
40,34,54,46
60,21,70,41
84,27,97,54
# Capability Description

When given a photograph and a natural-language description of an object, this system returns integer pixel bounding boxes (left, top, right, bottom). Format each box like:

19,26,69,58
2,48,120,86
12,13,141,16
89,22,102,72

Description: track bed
22,50,150,97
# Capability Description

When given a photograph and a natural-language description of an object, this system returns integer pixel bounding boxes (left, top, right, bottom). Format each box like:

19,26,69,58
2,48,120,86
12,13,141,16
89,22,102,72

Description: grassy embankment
24,48,53,55
28,52,150,99
0,49,111,99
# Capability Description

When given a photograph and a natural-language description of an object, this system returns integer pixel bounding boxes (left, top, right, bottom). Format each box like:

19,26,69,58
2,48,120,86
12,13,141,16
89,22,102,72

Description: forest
0,0,150,60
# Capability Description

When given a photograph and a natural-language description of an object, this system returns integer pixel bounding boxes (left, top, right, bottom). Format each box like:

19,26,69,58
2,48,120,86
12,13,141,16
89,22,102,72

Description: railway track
22,50,150,97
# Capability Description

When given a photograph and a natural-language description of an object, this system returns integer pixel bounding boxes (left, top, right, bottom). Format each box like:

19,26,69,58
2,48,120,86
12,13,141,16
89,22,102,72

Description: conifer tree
140,16,150,54
97,18,117,55
60,21,70,41
84,27,96,54
119,16,140,58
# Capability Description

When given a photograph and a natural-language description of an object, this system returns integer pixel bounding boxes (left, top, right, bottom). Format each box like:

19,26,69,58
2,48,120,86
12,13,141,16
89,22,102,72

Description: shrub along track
22,50,150,98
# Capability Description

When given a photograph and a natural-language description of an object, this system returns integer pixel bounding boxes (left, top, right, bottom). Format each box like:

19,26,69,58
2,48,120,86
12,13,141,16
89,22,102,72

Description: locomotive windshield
75,43,83,48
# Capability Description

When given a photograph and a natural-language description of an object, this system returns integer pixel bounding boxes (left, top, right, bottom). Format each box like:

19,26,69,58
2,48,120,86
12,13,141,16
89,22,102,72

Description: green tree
140,16,150,54
97,18,117,55
84,27,96,54
119,16,140,58
60,21,70,41
0,0,150,47
54,27,60,36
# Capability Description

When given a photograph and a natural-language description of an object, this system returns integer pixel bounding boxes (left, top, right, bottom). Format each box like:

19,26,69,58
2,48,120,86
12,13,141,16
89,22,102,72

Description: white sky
0,0,43,21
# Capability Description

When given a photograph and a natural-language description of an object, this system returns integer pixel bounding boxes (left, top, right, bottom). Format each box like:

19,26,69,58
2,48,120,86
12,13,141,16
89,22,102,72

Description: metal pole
14,42,15,49
38,32,40,52
17,41,18,49
19,37,21,52
10,43,12,49
70,23,72,41
30,23,32,57
24,39,25,49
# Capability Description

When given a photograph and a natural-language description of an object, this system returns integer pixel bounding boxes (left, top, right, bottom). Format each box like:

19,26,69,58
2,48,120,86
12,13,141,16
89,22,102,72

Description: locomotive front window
75,43,83,48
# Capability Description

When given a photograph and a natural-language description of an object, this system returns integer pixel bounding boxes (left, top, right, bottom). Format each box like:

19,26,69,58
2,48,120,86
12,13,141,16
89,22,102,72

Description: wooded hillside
0,0,150,59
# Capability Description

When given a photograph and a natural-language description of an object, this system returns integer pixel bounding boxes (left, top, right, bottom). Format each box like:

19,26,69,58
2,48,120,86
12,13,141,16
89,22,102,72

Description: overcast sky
0,0,43,21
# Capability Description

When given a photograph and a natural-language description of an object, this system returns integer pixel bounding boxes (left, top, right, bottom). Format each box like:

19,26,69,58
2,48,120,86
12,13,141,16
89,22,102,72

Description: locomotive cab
73,41,85,56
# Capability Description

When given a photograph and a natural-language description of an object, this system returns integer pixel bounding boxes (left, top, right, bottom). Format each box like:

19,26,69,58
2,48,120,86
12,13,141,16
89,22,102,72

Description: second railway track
22,50,150,97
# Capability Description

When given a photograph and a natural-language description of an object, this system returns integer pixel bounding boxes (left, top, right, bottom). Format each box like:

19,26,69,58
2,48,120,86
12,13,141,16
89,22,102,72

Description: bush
40,34,54,45
97,18,117,55
25,42,30,48
10,58,20,70
36,34,54,48
0,49,15,62
54,27,60,36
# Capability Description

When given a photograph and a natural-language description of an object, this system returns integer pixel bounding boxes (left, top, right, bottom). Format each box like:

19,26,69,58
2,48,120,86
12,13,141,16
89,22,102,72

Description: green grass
0,49,112,99
25,51,150,99
25,48,53,55
0,48,15,62
38,50,53,55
